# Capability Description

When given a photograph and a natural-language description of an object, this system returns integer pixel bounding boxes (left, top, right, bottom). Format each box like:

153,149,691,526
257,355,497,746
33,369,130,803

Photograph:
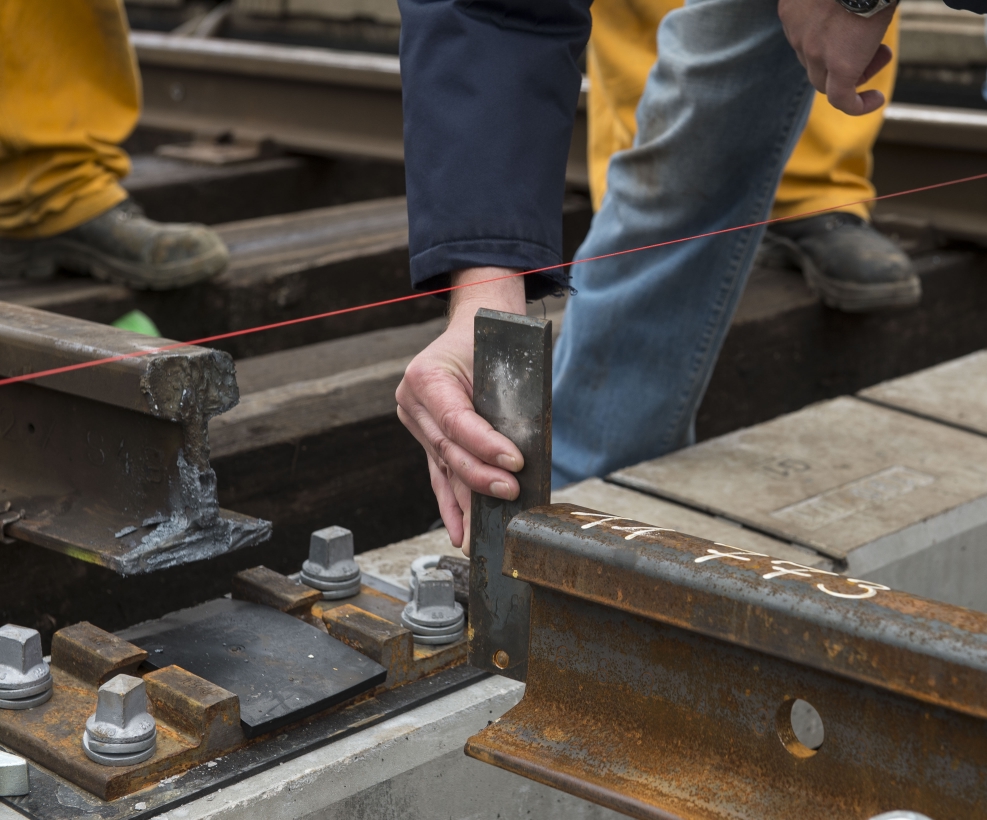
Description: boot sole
5,238,228,291
769,234,922,312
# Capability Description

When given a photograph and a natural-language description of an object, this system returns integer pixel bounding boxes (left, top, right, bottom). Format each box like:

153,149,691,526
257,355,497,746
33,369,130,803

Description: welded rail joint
468,309,552,681
466,503,987,820
0,303,270,574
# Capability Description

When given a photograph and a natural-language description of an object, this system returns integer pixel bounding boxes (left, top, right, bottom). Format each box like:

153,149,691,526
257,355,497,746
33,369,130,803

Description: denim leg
552,0,815,487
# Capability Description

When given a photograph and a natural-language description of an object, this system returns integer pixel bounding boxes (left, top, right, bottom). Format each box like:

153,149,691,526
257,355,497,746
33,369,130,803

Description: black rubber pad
123,598,386,737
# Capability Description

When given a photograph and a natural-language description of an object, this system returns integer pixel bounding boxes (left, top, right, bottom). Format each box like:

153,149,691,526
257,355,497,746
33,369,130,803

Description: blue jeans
552,0,815,487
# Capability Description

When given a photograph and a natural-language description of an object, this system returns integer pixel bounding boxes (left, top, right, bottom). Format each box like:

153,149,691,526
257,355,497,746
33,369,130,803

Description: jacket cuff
410,238,570,301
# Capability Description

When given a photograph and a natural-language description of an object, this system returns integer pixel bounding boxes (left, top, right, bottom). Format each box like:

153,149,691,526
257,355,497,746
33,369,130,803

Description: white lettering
695,544,769,564
572,513,629,530
762,560,838,581
611,526,674,541
817,579,891,600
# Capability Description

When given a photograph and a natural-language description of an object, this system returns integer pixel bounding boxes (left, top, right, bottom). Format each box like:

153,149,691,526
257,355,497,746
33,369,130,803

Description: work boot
761,213,920,312
0,199,228,290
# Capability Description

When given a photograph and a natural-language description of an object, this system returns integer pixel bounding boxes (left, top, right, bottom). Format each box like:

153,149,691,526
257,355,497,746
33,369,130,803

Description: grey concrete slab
155,675,618,820
611,397,987,610
554,478,830,568
860,349,987,436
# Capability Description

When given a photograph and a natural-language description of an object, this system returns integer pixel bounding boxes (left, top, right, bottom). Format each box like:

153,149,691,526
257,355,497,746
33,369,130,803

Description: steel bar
0,302,270,574
132,31,987,192
468,309,552,681
466,503,987,819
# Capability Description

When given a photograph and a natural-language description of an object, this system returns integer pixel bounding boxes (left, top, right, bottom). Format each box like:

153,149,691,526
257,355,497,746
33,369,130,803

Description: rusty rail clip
466,503,987,820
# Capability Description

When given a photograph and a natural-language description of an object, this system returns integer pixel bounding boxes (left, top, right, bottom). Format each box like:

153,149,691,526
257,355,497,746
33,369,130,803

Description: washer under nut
0,625,53,710
401,568,465,645
82,675,157,766
300,525,362,600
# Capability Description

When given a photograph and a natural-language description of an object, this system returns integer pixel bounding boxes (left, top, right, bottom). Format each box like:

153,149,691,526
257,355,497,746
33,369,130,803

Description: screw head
0,625,47,686
87,675,155,743
414,569,458,618
305,526,359,581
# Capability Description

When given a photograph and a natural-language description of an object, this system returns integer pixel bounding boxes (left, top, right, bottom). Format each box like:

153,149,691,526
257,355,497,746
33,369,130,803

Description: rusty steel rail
0,303,270,574
132,30,987,199
465,503,987,820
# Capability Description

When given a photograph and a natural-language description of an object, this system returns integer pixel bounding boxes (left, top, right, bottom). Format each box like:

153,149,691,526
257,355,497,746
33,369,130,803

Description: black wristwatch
836,0,898,16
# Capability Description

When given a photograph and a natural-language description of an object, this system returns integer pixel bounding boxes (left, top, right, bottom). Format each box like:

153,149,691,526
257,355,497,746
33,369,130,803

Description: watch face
840,0,881,10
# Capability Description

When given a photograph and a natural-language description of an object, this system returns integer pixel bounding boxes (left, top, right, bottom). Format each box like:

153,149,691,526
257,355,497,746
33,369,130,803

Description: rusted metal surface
51,624,147,687
0,624,245,800
0,302,271,574
468,309,552,682
315,585,467,687
231,565,323,613
466,503,987,819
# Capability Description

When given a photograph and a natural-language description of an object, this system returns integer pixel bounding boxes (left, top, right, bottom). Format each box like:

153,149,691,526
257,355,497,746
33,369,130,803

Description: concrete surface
612,396,987,610
142,675,618,820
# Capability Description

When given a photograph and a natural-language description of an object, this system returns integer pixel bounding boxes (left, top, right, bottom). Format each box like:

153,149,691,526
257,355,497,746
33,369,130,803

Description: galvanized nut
401,568,465,645
82,675,156,766
0,624,53,710
300,526,362,600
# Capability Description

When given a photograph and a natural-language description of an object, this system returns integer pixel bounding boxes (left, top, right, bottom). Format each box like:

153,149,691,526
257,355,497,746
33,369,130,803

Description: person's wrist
448,267,527,324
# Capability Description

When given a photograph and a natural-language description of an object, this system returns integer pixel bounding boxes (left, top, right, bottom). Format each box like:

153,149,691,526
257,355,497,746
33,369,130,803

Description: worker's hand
778,0,895,116
396,268,527,553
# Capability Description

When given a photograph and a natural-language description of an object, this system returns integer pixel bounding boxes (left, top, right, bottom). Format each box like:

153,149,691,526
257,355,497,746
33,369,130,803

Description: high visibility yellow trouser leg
587,0,900,221
0,0,140,239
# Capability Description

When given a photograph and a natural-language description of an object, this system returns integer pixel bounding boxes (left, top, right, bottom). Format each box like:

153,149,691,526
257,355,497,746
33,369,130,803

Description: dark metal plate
123,599,386,737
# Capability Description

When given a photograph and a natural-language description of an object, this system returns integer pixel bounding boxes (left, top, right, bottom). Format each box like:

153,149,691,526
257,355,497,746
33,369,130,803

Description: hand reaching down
395,267,527,552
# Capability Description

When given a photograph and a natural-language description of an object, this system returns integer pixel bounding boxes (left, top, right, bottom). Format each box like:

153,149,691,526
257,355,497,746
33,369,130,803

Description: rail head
0,304,268,573
505,503,987,721
0,302,238,422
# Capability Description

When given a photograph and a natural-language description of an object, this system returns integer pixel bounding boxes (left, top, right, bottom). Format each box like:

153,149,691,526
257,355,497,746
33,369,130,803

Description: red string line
2,169,986,390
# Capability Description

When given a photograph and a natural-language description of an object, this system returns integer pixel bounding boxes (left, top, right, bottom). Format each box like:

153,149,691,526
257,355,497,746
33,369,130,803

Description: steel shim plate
126,599,386,736
466,504,987,819
469,310,552,682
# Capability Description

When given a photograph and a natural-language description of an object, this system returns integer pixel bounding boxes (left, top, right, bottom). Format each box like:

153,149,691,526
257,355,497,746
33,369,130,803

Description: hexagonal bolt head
414,569,457,613
0,625,46,684
306,526,359,579
89,675,155,741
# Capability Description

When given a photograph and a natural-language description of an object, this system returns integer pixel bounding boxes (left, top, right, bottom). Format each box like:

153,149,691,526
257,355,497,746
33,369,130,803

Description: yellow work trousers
587,0,900,220
0,0,140,238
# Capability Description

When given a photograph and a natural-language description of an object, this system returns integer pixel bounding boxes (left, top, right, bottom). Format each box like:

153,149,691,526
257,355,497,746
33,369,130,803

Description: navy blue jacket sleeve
398,0,592,299
943,0,987,11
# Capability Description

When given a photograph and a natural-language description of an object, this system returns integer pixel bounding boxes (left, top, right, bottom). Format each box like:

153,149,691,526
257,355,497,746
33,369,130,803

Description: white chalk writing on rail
568,511,892,601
